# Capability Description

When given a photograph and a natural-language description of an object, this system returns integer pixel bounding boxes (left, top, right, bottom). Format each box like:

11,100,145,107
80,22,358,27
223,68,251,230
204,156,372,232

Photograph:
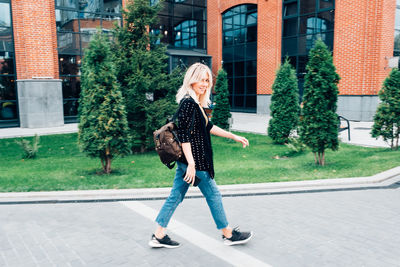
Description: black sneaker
148,234,181,248
222,227,253,246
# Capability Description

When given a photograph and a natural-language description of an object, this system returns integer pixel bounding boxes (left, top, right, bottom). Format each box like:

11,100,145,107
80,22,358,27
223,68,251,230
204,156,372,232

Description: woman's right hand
184,163,196,186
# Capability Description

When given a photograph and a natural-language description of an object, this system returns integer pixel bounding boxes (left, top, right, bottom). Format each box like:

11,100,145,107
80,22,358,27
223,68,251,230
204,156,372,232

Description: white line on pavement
120,201,272,267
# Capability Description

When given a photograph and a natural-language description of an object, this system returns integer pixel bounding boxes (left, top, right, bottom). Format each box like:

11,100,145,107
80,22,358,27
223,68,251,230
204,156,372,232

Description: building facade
0,0,398,128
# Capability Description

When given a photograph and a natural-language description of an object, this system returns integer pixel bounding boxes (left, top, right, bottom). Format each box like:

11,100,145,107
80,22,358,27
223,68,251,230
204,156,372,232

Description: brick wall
12,0,59,80
333,0,396,95
207,0,282,95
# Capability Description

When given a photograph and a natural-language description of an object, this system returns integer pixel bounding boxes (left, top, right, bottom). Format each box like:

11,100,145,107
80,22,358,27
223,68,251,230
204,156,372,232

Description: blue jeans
155,162,229,230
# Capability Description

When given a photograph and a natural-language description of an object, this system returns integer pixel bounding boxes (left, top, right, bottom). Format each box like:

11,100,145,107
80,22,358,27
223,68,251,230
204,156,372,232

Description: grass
0,132,399,192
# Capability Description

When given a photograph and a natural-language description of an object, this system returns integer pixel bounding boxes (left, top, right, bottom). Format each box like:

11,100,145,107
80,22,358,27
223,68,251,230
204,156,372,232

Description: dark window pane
282,37,297,56
283,18,297,37
247,25,257,42
245,95,256,108
57,32,80,54
299,15,315,35
235,61,245,76
0,27,13,52
173,3,192,18
0,54,14,75
300,0,316,14
246,43,257,60
284,2,297,17
193,6,205,20
286,56,297,69
0,76,16,99
319,0,333,10
246,60,256,76
192,0,206,7
62,76,81,99
298,56,308,76
0,99,17,120
59,55,81,75
234,95,244,107
234,44,245,61
56,0,76,8
234,78,245,94
222,46,234,61
228,78,233,94
0,3,11,27
317,11,334,32
246,77,256,94
103,0,122,13
56,10,78,32
247,4,257,12
224,62,233,77
63,99,79,117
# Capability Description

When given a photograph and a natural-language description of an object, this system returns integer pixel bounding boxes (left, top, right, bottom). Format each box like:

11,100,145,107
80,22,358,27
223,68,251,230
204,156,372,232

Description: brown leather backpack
153,97,195,169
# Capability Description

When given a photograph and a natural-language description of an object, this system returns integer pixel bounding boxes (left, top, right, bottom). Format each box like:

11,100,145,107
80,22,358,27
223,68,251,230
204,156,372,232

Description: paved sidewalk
0,187,399,266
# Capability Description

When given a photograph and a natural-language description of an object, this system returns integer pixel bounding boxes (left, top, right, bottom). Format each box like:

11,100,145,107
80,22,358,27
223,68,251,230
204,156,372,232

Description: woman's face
191,73,210,97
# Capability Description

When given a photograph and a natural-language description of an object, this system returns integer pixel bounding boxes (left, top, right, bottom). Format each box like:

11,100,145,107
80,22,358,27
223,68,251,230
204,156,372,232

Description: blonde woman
149,63,253,248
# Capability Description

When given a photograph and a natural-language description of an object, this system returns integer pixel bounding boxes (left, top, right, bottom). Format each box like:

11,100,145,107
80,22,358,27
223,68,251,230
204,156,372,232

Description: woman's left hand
233,134,249,148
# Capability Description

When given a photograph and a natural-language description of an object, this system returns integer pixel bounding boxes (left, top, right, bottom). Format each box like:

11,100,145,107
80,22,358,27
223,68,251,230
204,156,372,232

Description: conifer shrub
371,68,400,150
268,58,300,144
212,68,231,130
299,40,340,166
78,31,130,174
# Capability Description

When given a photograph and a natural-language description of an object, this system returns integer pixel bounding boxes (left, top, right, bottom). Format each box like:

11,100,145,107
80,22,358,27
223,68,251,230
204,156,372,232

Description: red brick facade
11,0,59,80
208,0,397,96
334,0,396,95
9,0,399,95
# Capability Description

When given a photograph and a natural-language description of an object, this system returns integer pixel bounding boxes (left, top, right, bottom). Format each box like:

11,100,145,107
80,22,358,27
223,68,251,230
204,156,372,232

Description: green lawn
0,132,399,192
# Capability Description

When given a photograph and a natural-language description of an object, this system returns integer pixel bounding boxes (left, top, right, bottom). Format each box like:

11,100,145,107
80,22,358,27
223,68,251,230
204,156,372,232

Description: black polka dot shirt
177,97,215,178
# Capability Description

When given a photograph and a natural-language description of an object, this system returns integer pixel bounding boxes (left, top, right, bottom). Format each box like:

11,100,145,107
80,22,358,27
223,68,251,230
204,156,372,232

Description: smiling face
191,72,210,97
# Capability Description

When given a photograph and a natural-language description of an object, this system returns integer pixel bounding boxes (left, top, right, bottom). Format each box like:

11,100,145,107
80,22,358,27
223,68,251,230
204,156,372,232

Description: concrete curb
1,166,399,204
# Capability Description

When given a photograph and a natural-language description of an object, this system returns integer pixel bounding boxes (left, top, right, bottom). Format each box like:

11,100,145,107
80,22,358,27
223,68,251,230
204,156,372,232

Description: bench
338,115,350,141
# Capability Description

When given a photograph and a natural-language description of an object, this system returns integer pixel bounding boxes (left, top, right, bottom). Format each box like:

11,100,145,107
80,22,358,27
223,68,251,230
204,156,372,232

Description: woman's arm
210,125,249,148
182,142,196,186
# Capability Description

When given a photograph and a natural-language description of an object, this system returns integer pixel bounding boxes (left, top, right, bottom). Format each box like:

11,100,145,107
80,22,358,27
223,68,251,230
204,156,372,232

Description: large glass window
282,0,335,97
151,0,206,50
0,0,18,127
222,4,257,112
55,0,122,122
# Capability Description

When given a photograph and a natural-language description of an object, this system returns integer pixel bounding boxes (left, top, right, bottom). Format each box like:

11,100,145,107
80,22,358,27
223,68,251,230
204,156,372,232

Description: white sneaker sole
148,239,181,249
224,231,254,246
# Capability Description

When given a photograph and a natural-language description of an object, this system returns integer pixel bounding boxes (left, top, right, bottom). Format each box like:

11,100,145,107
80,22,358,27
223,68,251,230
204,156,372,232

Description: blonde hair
176,63,213,107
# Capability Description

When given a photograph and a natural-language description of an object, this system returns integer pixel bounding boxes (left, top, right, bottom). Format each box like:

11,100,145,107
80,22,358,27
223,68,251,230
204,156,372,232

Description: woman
149,63,253,248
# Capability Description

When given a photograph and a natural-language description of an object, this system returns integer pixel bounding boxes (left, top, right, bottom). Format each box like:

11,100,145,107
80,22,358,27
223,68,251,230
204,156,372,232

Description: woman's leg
196,171,253,245
196,171,229,230
154,162,189,233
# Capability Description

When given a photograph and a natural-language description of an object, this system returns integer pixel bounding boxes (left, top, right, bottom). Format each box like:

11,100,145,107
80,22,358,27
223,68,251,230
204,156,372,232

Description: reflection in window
222,4,257,112
55,0,122,121
174,20,197,48
282,0,335,95
151,0,206,50
0,1,17,126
